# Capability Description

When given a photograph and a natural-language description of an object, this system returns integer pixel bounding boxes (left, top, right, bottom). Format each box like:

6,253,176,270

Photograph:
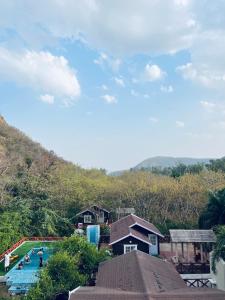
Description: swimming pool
5,247,53,295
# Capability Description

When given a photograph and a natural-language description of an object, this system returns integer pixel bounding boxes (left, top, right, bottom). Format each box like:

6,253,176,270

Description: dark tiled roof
109,214,163,245
70,251,225,300
76,205,109,216
170,229,216,243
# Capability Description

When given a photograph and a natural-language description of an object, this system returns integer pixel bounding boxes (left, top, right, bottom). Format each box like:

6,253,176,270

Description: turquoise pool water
5,247,53,295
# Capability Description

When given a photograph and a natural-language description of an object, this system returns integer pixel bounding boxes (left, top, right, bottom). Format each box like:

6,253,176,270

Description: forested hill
1,116,225,254
134,156,211,170
110,156,212,176
0,115,67,177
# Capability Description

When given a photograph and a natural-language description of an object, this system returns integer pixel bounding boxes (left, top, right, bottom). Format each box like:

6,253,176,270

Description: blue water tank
86,225,100,246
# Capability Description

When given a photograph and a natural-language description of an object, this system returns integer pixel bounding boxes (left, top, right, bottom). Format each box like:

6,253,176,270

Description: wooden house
109,214,163,256
76,205,110,225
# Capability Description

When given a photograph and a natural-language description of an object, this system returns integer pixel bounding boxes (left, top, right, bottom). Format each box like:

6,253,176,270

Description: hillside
0,115,67,177
133,156,212,170
1,115,225,255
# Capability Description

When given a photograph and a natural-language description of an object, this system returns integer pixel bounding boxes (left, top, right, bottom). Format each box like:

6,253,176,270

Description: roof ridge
111,213,133,225
132,214,155,225
133,251,150,294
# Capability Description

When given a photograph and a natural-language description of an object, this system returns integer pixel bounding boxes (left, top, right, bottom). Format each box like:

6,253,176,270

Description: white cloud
40,94,54,104
176,62,225,88
94,52,121,72
114,77,125,87
145,64,165,82
200,101,216,111
176,121,185,127
160,85,174,93
0,48,80,104
101,94,117,104
0,1,195,56
149,117,159,123
176,31,225,92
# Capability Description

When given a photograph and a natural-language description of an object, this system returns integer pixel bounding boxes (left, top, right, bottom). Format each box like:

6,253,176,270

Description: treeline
136,157,225,178
1,156,225,253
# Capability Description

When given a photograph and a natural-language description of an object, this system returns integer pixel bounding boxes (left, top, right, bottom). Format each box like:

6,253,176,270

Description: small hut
170,229,216,263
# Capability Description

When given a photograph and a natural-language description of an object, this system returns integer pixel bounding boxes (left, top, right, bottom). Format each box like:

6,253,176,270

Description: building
69,250,225,300
76,205,110,225
170,229,216,263
109,214,163,255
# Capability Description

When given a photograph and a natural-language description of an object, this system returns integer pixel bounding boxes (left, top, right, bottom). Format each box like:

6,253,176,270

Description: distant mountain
133,156,212,170
110,156,213,176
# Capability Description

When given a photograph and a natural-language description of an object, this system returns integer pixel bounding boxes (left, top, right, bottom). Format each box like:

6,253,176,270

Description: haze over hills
110,156,213,176
134,156,212,170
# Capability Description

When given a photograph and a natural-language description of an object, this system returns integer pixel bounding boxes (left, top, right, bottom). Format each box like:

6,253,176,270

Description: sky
0,0,225,171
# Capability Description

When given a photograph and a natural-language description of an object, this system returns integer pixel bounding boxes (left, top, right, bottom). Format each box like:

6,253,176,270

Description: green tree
199,188,225,229
26,252,86,300
211,226,225,273
57,236,110,280
207,158,225,173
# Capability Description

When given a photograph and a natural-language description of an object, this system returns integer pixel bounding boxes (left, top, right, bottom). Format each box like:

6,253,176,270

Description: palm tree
199,188,225,229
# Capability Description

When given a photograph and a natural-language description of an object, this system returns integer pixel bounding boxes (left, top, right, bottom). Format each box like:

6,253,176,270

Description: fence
175,263,210,274
184,278,212,288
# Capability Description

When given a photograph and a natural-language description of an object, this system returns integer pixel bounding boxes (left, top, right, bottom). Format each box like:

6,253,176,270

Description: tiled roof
170,229,216,243
70,251,225,300
76,205,109,216
109,214,163,245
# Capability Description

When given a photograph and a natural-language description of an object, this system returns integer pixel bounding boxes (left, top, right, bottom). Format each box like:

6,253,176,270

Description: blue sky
1,0,225,171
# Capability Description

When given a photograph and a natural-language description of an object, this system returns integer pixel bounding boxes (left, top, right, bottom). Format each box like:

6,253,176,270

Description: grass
0,241,54,276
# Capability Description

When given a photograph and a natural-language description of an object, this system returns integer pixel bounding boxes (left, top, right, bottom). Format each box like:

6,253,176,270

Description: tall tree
199,188,225,229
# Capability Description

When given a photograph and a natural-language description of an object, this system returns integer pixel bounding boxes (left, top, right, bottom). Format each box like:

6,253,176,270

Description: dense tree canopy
199,188,225,229
211,226,225,273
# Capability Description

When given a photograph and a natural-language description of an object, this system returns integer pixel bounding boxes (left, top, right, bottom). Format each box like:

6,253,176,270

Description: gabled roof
69,251,225,300
109,214,163,245
170,229,216,243
76,205,109,216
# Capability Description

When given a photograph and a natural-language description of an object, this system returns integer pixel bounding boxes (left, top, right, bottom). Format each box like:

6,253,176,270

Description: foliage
211,226,225,273
57,236,110,278
2,118,225,255
199,188,225,229
207,157,225,173
100,224,110,235
0,212,25,253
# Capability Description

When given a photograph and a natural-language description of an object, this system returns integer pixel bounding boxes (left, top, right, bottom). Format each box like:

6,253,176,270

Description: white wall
149,235,158,256
210,253,225,291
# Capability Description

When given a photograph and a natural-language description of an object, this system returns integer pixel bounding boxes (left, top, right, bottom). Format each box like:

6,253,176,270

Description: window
124,244,137,254
149,234,157,245
84,215,92,223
